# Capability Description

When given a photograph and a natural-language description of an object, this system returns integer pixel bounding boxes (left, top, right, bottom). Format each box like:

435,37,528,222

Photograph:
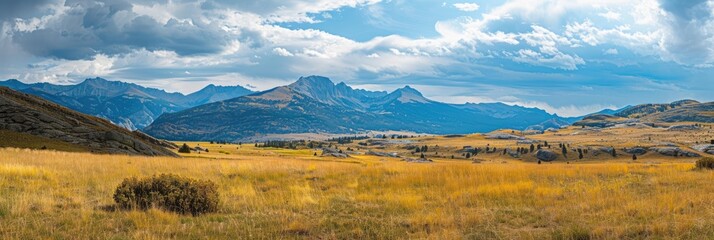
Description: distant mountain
0,87,177,156
615,100,700,118
640,101,714,123
184,84,254,106
525,118,571,131
144,76,569,141
573,100,714,127
0,78,253,130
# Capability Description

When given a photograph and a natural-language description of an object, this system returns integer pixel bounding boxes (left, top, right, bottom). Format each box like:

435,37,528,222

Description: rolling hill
574,100,714,127
0,87,177,156
144,76,570,141
0,78,253,130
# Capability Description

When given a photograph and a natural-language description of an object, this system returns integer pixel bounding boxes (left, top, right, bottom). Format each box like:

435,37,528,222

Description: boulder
404,157,433,163
535,150,558,162
624,147,647,155
367,150,400,158
692,144,714,155
649,147,701,157
667,125,700,131
321,148,349,158
485,133,526,140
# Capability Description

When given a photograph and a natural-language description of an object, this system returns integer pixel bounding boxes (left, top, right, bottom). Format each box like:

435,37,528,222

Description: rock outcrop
0,87,177,157
649,147,700,157
691,144,714,155
321,148,349,158
535,150,558,162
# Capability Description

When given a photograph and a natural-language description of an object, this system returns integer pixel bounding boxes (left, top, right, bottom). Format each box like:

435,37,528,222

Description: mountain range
143,76,575,141
0,78,253,130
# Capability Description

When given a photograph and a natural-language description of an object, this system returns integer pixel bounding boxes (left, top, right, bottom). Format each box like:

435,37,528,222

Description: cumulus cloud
453,3,480,12
657,0,714,65
11,0,230,60
0,0,56,20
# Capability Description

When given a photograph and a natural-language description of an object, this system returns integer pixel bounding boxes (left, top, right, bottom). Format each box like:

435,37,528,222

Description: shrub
178,143,191,153
113,174,219,215
695,157,714,170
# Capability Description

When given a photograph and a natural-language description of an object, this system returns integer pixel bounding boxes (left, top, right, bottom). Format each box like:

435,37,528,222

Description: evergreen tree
465,153,471,158
420,153,425,159
530,144,535,153
632,154,637,161
178,143,191,153
562,147,567,157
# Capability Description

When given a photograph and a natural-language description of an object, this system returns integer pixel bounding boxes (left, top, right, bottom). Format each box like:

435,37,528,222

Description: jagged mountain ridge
0,77,253,130
144,76,568,141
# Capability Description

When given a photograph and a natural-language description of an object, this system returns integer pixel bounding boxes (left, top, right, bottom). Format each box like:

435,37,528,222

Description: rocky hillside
144,76,569,141
0,78,253,130
615,99,700,118
0,87,177,156
574,100,714,127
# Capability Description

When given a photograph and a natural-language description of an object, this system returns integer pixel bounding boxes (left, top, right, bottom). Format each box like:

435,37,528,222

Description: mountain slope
573,100,714,127
145,76,569,141
0,78,253,130
615,100,699,118
0,87,177,156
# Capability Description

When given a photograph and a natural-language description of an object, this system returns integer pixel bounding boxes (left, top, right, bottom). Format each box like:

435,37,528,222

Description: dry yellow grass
2,143,714,239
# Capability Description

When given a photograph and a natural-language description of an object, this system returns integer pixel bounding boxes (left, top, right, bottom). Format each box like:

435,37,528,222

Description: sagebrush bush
695,157,714,170
113,174,219,215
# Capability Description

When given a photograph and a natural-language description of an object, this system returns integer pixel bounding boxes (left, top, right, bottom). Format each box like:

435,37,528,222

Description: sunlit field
2,142,714,239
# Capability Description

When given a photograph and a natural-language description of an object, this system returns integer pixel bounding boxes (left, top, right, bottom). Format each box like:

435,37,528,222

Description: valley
2,117,714,238
2,77,714,239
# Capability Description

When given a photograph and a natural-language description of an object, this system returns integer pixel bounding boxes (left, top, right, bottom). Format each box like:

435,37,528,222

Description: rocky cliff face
0,87,178,157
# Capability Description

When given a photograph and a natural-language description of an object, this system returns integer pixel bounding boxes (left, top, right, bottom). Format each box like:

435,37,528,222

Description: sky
1,0,713,117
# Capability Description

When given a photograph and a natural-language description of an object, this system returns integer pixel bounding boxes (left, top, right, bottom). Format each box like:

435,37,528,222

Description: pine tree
562,147,567,157
530,144,535,153
632,154,637,161
465,153,471,158
178,143,191,153
420,153,425,159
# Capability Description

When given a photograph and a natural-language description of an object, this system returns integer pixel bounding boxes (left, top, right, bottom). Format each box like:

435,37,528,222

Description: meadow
2,140,714,239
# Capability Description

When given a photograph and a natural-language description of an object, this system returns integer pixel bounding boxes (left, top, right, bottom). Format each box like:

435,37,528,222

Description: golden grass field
1,125,714,239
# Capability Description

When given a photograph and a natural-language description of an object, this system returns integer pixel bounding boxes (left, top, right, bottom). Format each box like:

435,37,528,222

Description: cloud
657,0,714,65
0,0,56,20
11,0,230,60
598,11,621,21
1,0,714,113
205,0,383,23
507,101,618,117
272,47,294,57
603,48,619,55
453,3,480,12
